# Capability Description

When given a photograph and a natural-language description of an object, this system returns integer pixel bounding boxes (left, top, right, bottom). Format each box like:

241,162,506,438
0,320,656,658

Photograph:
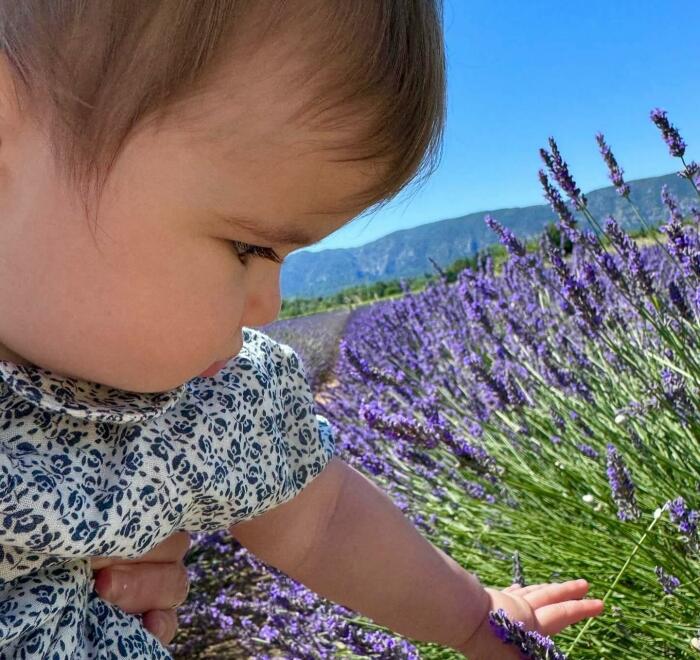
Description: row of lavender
173,110,700,658
260,308,352,393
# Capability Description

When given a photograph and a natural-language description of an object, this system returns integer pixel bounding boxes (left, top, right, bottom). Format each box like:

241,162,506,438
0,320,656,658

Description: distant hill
280,173,698,299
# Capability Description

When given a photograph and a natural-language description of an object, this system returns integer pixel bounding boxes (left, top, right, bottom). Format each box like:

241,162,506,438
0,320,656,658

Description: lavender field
172,110,700,659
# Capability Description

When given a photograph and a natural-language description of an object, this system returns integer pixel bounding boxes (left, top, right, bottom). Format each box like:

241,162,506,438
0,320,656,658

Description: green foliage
544,222,574,255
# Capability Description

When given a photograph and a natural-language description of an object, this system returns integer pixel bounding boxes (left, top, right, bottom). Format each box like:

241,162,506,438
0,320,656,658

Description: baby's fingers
521,580,604,636
534,597,604,637
524,579,592,609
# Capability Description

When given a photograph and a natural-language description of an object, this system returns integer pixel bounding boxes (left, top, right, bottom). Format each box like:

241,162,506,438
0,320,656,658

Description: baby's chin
0,341,243,393
67,367,189,394
46,360,211,394
119,334,245,393
108,356,241,393
0,343,34,367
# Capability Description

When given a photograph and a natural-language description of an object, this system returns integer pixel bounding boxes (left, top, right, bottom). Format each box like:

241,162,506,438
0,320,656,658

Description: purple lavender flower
650,108,687,158
465,352,510,407
551,410,566,431
459,276,494,334
686,161,699,182
540,138,588,210
604,216,655,297
668,280,694,321
340,340,412,399
659,187,700,280
465,296,494,334
692,207,700,227
360,400,439,449
464,479,497,504
578,443,599,460
538,170,582,243
667,496,700,552
668,497,698,534
489,609,568,659
584,230,626,288
606,444,641,521
660,367,695,426
469,421,484,439
548,248,602,329
506,314,538,351
360,399,499,478
503,370,528,407
655,566,681,595
452,437,498,476
596,133,630,197
662,185,685,226
581,262,605,304
485,214,527,258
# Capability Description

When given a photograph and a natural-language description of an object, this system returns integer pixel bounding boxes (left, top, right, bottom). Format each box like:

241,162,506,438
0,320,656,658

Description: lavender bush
173,109,700,659
172,531,420,658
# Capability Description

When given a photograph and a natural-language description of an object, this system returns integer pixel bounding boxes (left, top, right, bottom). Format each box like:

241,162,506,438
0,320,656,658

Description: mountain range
280,172,698,300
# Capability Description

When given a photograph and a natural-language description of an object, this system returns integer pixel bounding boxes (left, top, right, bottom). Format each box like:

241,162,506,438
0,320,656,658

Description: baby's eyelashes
231,241,282,264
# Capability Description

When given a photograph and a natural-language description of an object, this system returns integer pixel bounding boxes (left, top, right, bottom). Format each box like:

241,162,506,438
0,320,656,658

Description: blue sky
304,0,700,253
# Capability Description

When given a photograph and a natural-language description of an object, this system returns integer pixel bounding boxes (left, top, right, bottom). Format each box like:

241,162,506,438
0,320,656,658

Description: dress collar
0,359,188,424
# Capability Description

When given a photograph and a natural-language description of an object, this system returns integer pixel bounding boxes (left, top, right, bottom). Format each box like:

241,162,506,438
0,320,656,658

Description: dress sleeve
272,342,336,503
178,329,337,531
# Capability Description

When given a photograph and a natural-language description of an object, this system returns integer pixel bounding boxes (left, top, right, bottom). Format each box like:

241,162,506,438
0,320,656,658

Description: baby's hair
0,0,445,226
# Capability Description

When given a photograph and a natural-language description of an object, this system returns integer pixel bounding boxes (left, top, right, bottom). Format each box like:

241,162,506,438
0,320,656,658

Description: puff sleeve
178,328,337,531
272,341,336,500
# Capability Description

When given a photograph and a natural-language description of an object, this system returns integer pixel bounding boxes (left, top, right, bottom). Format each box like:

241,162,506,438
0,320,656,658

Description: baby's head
0,0,445,393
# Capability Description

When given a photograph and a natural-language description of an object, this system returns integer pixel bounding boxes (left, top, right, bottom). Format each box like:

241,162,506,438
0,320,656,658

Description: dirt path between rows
314,377,340,406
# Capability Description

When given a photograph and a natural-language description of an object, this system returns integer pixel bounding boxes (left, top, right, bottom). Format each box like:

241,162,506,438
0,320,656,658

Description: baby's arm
230,458,602,657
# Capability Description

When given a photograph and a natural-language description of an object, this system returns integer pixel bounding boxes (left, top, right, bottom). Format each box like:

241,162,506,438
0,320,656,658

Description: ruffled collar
0,359,188,424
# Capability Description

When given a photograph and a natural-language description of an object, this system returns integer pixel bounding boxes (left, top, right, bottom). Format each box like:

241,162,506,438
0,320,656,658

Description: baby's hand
458,579,604,659
92,531,192,645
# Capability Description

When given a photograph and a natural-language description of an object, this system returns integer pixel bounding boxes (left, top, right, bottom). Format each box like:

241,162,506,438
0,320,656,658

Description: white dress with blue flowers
0,327,335,658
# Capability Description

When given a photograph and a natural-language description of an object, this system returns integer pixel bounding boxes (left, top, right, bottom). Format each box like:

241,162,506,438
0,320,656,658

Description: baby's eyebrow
222,214,315,247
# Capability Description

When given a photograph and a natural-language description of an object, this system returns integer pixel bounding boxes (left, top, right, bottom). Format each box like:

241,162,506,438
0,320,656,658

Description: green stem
566,504,667,656
627,201,676,265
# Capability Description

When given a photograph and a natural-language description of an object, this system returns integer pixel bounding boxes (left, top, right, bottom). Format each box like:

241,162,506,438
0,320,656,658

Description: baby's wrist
450,582,494,658
456,587,528,659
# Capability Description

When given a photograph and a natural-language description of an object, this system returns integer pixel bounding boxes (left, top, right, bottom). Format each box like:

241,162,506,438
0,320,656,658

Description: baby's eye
231,240,282,264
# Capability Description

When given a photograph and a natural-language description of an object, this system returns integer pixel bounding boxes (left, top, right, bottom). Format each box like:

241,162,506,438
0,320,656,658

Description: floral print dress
0,327,335,658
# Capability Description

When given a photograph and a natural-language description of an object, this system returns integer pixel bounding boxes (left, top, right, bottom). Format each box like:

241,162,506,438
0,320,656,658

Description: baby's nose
241,269,282,328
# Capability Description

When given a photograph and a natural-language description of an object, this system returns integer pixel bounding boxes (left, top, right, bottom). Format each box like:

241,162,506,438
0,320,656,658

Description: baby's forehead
209,141,381,243
172,77,382,245
180,76,385,214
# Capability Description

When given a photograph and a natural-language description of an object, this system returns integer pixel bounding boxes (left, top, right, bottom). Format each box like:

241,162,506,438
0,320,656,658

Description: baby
0,1,603,658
